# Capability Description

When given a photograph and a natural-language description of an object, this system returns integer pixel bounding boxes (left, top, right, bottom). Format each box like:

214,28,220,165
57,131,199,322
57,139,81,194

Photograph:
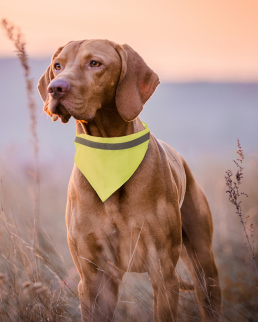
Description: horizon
1,56,258,84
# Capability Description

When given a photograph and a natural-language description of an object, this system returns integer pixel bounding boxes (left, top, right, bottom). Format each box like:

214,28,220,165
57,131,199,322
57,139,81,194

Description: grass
1,154,258,321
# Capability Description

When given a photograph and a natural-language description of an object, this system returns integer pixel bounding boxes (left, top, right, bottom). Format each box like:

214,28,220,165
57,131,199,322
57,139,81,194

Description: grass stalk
225,139,258,278
1,18,40,279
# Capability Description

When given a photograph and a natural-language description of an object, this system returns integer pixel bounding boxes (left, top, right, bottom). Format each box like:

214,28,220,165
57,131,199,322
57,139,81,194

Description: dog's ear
114,44,160,122
37,46,64,121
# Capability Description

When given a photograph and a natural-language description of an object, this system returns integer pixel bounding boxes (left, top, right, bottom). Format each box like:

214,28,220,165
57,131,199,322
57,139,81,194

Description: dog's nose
48,79,70,98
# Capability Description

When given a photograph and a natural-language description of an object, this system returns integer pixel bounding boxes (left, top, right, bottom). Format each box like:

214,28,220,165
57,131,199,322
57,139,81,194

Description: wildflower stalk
1,19,40,280
225,139,258,278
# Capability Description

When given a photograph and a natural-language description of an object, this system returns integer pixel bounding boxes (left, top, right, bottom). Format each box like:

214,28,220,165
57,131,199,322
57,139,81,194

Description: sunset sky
1,0,258,81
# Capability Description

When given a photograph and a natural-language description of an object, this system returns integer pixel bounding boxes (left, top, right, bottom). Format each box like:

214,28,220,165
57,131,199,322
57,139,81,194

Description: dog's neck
76,107,145,137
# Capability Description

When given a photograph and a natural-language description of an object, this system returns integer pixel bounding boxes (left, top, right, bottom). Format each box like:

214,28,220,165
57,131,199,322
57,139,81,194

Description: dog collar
74,122,150,202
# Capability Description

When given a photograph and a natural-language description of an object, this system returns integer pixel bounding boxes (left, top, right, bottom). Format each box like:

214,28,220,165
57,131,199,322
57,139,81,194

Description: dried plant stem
1,19,40,279
225,139,258,278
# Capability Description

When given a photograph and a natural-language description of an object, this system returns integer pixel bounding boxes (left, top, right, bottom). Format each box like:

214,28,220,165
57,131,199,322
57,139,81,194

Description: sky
1,0,258,81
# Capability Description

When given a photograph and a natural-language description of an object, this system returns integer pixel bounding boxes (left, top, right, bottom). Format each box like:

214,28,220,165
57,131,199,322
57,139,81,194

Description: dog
38,39,222,321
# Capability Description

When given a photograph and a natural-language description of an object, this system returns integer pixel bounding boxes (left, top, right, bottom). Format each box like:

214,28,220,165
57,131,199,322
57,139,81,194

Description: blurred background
0,0,258,320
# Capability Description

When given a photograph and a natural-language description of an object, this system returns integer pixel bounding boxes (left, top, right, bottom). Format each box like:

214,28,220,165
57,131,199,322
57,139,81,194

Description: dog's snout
48,79,70,98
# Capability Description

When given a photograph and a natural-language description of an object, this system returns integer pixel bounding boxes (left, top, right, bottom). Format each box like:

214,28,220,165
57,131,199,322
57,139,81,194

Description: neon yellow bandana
74,123,150,202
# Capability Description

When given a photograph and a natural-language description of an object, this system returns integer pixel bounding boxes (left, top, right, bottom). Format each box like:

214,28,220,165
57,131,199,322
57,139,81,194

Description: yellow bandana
74,123,150,202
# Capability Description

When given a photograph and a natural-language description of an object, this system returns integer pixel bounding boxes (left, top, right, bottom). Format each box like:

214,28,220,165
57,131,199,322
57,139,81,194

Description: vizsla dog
38,39,222,321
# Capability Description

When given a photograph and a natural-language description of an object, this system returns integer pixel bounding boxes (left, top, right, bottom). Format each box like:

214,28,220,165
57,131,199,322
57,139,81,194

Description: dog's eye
54,63,61,70
90,61,101,67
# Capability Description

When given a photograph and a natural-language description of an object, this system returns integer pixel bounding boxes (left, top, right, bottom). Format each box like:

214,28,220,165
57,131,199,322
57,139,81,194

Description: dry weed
225,139,258,277
1,18,40,267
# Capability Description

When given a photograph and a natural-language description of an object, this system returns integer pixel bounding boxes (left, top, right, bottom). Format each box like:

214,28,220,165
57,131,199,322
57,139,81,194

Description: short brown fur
38,39,222,321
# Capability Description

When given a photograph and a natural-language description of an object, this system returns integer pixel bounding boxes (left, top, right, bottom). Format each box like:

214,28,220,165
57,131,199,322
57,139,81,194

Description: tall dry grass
0,195,81,321
0,19,258,322
225,139,258,278
2,155,258,321
1,18,40,279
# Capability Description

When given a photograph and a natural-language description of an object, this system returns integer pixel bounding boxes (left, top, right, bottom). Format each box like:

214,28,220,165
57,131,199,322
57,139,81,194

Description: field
0,56,258,320
1,145,258,321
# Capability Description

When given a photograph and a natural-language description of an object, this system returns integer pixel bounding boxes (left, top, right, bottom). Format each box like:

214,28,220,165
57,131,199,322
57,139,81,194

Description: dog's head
38,39,160,123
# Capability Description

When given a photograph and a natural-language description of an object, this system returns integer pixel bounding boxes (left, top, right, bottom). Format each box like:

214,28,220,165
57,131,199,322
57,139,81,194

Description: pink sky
1,0,258,81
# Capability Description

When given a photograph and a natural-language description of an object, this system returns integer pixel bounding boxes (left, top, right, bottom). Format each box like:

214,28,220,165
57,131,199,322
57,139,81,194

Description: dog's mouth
47,96,96,124
48,98,71,123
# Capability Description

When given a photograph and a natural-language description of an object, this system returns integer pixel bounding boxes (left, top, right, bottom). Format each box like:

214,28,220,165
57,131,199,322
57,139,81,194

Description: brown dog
38,39,222,321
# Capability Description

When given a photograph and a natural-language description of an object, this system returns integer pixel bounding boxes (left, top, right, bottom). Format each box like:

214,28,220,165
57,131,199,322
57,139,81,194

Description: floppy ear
37,46,64,121
114,44,160,122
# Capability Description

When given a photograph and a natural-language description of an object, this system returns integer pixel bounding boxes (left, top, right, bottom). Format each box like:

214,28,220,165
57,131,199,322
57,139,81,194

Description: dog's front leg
148,254,180,322
68,236,120,322
78,272,120,322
